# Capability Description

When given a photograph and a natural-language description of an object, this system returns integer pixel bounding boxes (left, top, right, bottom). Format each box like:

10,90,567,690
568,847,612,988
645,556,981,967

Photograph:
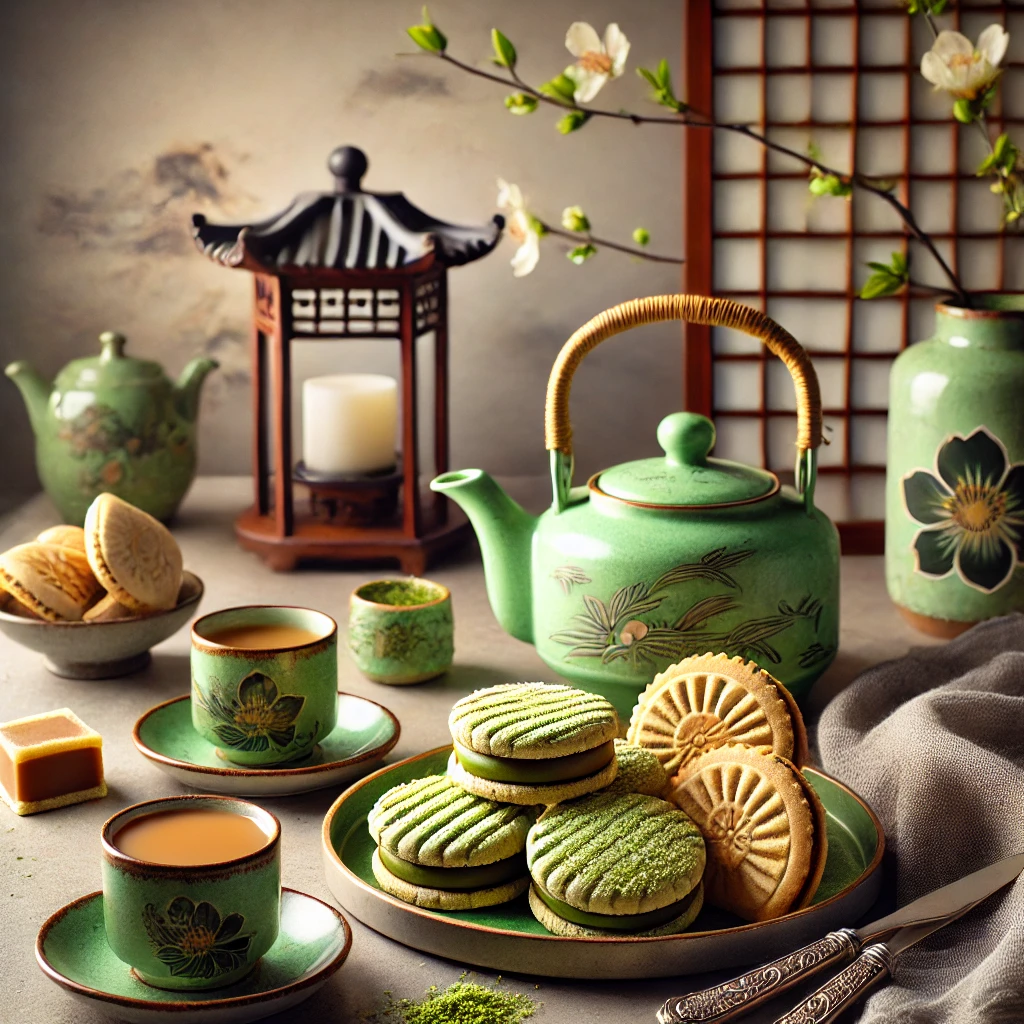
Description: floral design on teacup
194,672,306,753
142,896,253,980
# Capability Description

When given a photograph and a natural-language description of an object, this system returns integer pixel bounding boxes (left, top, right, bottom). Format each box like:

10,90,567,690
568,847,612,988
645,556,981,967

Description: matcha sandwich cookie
368,774,537,910
602,740,668,797
526,791,705,936
447,683,620,804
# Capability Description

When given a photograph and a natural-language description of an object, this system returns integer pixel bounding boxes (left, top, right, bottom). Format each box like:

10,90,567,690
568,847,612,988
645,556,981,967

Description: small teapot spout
431,469,536,643
4,361,50,435
174,357,219,422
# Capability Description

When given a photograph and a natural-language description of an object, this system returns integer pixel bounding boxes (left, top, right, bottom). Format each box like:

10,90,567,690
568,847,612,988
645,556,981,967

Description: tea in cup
101,795,281,990
191,606,338,765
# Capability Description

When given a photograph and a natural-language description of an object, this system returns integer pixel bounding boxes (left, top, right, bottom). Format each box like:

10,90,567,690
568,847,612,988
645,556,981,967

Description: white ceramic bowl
0,571,203,678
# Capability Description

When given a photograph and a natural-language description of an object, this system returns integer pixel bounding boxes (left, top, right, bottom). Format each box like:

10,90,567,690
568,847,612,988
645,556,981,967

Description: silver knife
658,851,1024,1024
772,917,950,1024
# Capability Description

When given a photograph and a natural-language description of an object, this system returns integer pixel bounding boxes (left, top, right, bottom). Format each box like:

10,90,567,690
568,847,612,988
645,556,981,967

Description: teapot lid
595,412,777,507
55,332,167,390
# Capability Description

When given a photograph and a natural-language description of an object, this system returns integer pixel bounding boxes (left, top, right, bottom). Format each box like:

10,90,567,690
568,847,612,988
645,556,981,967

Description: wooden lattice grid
683,0,1024,552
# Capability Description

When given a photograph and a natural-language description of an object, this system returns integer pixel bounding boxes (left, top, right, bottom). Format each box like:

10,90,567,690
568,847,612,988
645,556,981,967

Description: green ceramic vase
191,606,338,765
4,331,217,525
886,296,1024,636
348,579,453,684
101,795,281,991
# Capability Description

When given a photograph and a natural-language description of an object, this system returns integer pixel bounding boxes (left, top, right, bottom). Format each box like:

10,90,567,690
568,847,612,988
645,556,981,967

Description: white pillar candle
302,374,398,475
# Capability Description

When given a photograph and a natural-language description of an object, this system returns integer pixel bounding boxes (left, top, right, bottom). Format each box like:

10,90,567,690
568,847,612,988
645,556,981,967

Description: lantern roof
192,146,504,274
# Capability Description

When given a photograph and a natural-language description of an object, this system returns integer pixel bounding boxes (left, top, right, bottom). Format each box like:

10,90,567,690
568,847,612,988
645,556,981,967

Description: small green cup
101,795,281,991
191,606,338,766
347,578,453,684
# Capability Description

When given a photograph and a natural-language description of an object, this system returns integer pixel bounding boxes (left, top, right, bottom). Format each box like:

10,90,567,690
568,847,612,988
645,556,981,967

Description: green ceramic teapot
431,295,839,714
6,331,217,524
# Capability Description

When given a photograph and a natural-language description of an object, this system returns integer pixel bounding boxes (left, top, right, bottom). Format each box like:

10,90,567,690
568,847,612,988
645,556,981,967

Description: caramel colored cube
0,708,106,815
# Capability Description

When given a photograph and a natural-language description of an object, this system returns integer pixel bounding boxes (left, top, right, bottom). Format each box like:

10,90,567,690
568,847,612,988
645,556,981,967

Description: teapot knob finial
658,412,715,467
98,331,127,362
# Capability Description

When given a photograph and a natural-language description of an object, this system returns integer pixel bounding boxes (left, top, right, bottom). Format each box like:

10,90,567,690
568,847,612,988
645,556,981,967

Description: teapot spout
174,357,219,421
4,361,50,435
431,469,536,644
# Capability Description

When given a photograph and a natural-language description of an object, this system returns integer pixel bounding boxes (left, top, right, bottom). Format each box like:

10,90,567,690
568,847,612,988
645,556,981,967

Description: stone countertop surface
0,477,941,1024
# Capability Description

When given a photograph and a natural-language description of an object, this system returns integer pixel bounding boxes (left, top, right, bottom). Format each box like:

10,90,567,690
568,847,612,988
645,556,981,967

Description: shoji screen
683,1,1023,553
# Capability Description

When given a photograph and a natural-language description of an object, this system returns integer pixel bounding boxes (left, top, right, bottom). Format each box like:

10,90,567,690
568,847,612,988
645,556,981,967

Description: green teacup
101,795,281,991
348,578,453,684
191,606,338,766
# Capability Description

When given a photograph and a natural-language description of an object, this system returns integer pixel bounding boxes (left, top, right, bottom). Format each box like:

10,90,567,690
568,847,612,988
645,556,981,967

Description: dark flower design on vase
194,672,305,752
903,427,1024,593
143,897,252,980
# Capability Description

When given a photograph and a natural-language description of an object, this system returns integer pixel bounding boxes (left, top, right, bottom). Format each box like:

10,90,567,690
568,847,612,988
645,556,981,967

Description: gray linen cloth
817,612,1024,1023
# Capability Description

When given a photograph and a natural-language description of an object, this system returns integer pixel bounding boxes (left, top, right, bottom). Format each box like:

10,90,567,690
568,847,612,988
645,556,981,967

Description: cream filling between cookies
453,739,616,784
533,883,700,932
378,847,526,890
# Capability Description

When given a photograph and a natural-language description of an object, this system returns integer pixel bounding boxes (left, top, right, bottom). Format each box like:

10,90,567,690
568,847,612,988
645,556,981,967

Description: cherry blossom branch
421,50,966,299
538,221,683,263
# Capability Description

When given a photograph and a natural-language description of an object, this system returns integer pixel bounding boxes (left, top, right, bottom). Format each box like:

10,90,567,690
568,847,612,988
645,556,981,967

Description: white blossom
921,25,1009,99
497,179,540,277
564,22,630,103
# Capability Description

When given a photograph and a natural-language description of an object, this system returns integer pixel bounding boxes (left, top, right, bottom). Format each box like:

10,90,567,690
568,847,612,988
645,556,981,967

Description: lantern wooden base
234,501,471,574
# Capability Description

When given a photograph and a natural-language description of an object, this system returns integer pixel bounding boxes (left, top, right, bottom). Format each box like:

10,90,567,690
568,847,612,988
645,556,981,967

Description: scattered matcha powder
366,975,539,1024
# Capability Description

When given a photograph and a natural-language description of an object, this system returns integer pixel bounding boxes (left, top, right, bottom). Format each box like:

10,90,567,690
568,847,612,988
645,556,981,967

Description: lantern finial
328,146,368,193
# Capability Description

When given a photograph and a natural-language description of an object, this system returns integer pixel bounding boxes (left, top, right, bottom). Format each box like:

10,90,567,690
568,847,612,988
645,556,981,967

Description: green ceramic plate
321,747,884,979
36,888,351,1024
134,692,400,797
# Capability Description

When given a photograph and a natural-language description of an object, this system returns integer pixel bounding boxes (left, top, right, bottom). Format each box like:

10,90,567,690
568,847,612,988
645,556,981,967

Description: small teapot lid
595,412,777,507
55,331,167,390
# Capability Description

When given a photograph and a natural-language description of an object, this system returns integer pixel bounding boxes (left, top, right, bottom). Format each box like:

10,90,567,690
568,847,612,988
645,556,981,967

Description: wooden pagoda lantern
192,145,503,572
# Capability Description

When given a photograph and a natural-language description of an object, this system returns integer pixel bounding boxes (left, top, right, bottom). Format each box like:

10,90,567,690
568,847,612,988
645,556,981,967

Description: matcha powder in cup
368,976,539,1024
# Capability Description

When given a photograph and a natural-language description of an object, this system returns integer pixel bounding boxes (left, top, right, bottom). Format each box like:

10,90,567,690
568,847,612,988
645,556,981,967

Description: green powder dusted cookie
526,791,705,935
368,774,536,867
447,683,620,804
449,683,619,758
602,740,669,797
367,774,536,910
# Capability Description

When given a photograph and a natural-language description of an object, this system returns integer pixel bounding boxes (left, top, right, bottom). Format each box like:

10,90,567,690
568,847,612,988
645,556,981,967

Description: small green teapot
6,331,217,524
432,295,839,714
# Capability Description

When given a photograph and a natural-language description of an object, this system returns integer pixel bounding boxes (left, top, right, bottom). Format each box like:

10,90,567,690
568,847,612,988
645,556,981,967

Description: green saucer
134,692,400,796
36,888,351,1024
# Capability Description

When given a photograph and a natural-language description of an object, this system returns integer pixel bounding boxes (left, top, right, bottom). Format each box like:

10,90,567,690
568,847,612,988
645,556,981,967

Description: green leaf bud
561,205,591,232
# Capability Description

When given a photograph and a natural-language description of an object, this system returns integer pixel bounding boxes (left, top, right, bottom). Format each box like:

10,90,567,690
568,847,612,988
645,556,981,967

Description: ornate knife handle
657,929,860,1024
773,944,894,1024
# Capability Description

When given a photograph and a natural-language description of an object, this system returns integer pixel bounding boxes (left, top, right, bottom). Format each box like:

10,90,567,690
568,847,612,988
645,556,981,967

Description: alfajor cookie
36,525,87,553
447,683,619,804
627,652,806,773
84,494,183,612
0,543,101,622
668,743,817,922
602,739,669,797
367,774,537,910
526,791,705,936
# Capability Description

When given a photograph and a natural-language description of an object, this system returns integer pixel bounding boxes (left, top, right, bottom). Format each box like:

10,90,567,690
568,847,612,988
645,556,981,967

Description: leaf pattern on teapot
549,547,824,669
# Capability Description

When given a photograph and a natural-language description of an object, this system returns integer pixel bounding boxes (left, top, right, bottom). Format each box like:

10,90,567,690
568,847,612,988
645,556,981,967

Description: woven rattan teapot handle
544,295,824,513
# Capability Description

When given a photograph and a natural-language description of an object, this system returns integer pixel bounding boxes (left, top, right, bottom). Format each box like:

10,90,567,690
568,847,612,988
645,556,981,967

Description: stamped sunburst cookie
626,652,805,774
668,743,817,922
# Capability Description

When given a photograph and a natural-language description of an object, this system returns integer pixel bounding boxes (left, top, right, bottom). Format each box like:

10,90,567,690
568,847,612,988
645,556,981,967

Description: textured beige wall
0,0,685,513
